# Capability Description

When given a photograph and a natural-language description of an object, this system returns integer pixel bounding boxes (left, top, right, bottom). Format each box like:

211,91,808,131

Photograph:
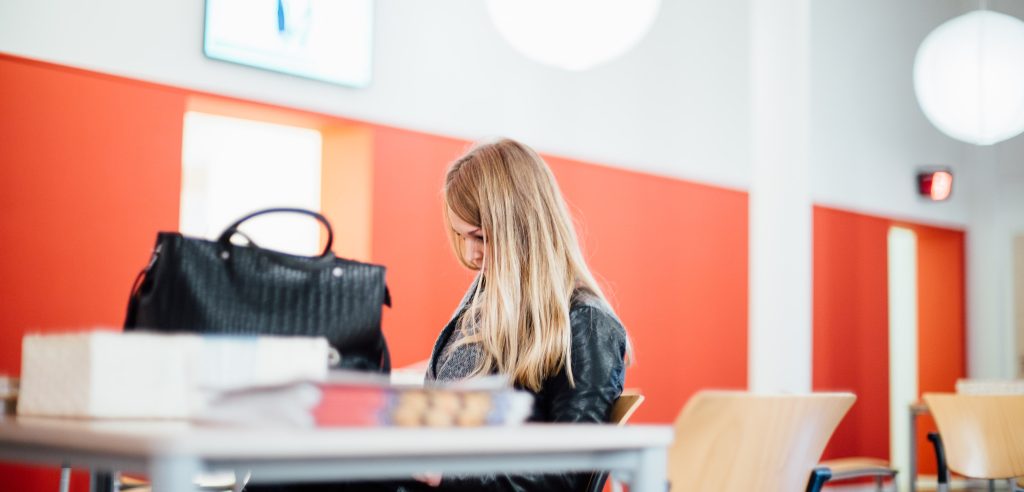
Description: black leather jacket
245,289,627,492
425,289,628,492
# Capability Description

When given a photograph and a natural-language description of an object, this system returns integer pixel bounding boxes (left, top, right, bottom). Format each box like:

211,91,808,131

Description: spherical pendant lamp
914,10,1024,145
486,0,661,71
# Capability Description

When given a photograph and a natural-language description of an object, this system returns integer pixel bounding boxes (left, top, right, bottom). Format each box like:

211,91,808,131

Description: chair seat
119,476,148,490
818,457,897,481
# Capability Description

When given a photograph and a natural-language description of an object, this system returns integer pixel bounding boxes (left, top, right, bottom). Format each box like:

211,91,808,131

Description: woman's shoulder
569,290,626,341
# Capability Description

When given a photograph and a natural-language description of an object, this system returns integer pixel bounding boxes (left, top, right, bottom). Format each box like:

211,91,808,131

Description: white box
18,331,328,419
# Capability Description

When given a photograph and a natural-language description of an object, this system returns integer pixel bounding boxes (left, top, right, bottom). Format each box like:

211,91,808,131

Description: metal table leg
909,404,918,492
629,446,667,492
150,456,201,492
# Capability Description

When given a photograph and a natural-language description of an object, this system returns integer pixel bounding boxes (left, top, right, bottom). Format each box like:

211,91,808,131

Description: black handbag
124,208,391,373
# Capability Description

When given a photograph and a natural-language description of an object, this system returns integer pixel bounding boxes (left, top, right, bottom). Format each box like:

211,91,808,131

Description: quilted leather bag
124,208,391,373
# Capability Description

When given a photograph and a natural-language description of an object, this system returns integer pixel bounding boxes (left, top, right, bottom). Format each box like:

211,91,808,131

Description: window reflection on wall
180,111,323,256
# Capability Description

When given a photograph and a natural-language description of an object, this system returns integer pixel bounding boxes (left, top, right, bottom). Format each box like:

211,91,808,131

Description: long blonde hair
444,138,616,391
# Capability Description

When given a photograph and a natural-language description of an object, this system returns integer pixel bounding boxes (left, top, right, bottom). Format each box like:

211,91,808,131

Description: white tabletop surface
0,416,673,459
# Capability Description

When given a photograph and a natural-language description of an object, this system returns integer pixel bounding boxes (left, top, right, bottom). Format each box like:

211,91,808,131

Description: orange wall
813,206,966,474
911,223,966,474
546,155,749,422
813,206,892,460
0,54,185,491
368,126,477,368
914,224,966,393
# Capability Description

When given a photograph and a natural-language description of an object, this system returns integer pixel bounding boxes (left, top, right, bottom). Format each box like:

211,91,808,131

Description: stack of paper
194,371,534,429
194,382,323,428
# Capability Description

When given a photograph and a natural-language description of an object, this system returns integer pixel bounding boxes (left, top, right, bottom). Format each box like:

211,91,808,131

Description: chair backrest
923,393,1024,479
667,391,855,492
609,391,644,425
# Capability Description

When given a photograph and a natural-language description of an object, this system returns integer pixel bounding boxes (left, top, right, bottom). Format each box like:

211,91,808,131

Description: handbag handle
217,208,334,258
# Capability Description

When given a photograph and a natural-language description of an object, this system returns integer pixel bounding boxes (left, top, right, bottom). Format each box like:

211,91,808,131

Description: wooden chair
609,391,645,426
667,391,855,492
584,390,646,492
923,393,1024,491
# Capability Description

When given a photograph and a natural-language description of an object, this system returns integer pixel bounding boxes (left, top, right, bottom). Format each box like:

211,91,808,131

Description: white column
888,226,918,492
748,0,812,393
965,145,1015,378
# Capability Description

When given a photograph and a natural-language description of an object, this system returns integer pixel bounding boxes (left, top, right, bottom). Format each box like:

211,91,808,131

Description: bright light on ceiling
914,10,1024,145
486,0,661,71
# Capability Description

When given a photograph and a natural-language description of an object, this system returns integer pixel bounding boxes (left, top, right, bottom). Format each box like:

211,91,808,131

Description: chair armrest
817,457,897,481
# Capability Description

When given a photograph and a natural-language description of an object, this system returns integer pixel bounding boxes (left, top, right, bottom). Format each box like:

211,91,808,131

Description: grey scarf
426,275,483,383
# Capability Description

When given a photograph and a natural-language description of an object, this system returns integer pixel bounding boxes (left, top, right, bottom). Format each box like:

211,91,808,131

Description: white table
0,416,673,492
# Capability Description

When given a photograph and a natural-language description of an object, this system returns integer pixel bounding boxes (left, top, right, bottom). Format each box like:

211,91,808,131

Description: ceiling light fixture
914,8,1024,145
486,0,661,71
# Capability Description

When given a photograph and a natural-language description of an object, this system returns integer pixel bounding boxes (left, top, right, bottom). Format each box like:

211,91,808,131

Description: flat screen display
204,0,373,88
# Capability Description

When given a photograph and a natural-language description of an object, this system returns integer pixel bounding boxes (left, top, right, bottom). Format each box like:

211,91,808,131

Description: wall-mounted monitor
204,0,374,88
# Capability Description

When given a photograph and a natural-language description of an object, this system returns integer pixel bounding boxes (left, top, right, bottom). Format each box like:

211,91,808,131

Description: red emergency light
917,169,953,201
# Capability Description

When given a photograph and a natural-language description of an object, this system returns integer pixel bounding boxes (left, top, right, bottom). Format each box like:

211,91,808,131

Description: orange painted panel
321,125,375,261
813,208,967,473
911,223,966,475
545,156,749,423
0,465,88,492
0,55,184,489
369,127,476,368
813,206,891,460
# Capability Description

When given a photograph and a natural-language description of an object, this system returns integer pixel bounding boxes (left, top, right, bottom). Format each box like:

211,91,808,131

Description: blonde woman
422,138,630,491
247,139,628,492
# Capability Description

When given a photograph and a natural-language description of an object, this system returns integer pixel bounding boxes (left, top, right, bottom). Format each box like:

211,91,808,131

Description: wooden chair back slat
667,391,855,492
610,391,644,426
923,393,1024,479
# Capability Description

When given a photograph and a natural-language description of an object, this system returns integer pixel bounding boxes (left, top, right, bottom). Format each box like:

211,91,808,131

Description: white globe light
486,0,661,71
914,10,1024,145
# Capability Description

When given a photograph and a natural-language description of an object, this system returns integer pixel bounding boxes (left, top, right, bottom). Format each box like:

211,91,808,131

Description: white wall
3,0,1013,225
999,138,1024,378
964,2,1024,379
966,141,1024,378
0,0,751,190
810,0,972,226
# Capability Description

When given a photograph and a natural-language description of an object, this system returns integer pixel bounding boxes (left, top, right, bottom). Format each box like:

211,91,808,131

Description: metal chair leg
232,471,251,492
89,470,116,492
59,465,71,492
928,432,950,492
